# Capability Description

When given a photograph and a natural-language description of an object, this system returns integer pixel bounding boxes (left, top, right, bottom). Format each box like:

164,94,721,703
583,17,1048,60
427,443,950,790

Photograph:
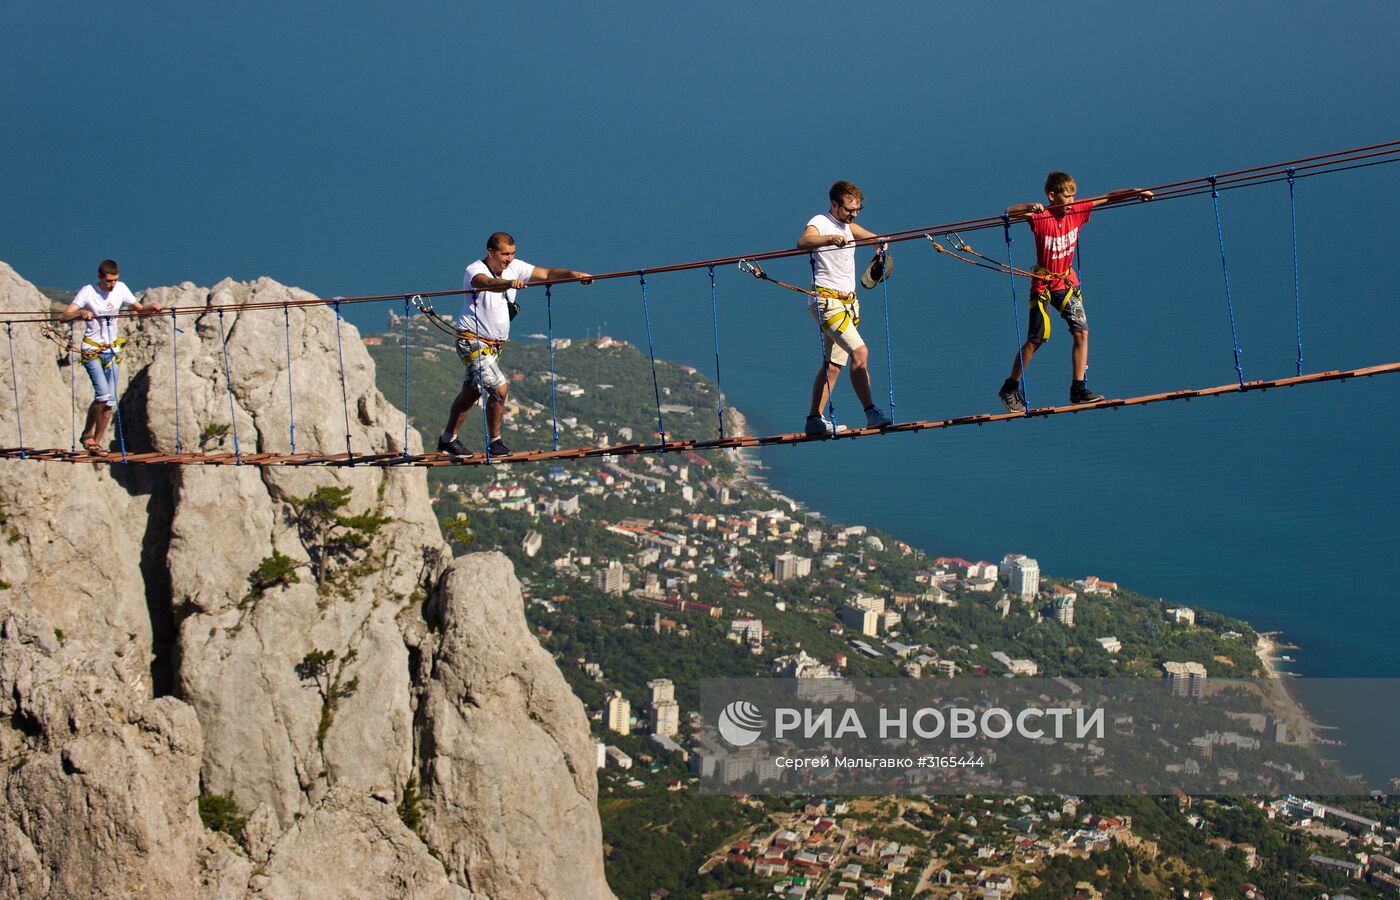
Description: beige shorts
456,339,508,394
809,296,865,367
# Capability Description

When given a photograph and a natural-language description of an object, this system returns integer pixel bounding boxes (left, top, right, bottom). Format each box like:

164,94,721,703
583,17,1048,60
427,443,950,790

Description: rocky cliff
0,262,612,899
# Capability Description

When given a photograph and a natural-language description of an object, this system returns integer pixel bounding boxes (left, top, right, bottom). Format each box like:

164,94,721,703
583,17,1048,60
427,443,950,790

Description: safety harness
81,336,126,367
738,259,861,332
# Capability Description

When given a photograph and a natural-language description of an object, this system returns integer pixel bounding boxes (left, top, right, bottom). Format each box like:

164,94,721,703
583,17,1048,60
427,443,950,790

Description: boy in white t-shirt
438,232,591,458
796,180,892,436
58,259,162,455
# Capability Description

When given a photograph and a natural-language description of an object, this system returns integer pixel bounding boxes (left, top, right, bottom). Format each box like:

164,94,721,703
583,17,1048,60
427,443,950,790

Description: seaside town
368,324,1400,898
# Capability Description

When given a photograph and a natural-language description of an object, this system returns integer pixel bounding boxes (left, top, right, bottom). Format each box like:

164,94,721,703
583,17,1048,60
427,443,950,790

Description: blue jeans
83,352,121,407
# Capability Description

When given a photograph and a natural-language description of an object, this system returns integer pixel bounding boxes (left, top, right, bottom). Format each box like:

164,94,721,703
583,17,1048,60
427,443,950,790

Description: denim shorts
83,352,121,407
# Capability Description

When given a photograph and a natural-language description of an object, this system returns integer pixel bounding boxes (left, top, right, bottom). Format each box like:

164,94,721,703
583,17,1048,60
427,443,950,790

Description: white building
652,700,680,737
1003,554,1040,599
647,678,675,706
521,531,543,558
605,690,631,735
1051,595,1075,627
1097,636,1122,654
1163,661,1208,697
592,561,629,595
1167,607,1196,626
842,604,879,637
773,552,812,581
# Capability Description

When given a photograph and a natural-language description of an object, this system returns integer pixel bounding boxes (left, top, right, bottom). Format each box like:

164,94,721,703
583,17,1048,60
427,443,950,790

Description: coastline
1254,632,1329,748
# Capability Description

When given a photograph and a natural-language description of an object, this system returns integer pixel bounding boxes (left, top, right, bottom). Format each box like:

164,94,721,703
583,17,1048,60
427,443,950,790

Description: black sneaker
1069,382,1104,405
487,437,511,457
998,381,1026,414
437,435,472,458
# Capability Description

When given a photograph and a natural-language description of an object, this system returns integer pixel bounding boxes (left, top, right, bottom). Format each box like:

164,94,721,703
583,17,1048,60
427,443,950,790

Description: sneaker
487,437,511,456
437,435,472,458
998,382,1026,414
1069,382,1105,405
864,406,893,429
804,414,834,436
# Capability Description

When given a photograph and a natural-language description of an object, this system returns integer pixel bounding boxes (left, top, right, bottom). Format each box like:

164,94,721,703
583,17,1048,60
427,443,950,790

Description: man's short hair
486,232,516,252
97,259,120,277
1044,172,1077,195
828,181,863,206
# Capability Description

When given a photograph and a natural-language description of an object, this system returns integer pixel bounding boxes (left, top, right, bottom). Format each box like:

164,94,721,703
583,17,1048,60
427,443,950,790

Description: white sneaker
865,406,893,429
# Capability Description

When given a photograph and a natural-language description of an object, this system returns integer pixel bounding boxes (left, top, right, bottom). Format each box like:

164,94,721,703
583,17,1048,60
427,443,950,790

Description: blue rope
545,284,560,451
170,310,182,453
810,252,836,435
282,299,297,454
216,308,243,465
707,264,726,439
5,323,24,458
1287,167,1304,376
332,299,354,462
68,322,76,452
1209,176,1246,388
878,246,896,419
107,317,127,464
638,273,667,446
402,297,411,458
1003,217,1030,413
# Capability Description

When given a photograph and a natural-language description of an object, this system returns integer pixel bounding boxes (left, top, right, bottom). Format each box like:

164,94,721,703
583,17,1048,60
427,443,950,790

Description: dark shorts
1027,288,1088,345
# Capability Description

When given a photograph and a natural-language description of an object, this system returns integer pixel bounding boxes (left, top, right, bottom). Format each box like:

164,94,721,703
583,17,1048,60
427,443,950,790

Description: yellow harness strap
815,287,861,333
80,336,126,367
1031,264,1075,283
458,332,506,364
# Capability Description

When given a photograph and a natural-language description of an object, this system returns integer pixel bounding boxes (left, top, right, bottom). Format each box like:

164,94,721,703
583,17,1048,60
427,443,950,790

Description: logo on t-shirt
1042,227,1080,263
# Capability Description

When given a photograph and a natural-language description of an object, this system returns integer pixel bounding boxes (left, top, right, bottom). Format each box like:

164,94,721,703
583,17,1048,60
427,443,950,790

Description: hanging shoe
1069,381,1104,405
864,406,893,429
999,381,1026,414
437,435,472,458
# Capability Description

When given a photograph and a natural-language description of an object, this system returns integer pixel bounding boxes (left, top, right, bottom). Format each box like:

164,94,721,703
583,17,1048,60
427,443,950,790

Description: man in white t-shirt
58,259,162,455
796,180,893,436
438,231,592,458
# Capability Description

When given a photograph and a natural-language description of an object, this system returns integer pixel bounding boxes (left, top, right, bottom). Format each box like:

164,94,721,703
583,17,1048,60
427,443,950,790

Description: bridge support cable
216,308,243,466
5,323,24,459
1209,176,1247,389
1287,168,1305,377
546,284,561,451
638,273,667,447
708,264,727,440
283,299,298,454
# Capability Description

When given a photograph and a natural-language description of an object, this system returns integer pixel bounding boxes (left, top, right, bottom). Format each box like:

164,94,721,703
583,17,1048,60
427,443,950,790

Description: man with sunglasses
58,259,162,455
797,180,893,436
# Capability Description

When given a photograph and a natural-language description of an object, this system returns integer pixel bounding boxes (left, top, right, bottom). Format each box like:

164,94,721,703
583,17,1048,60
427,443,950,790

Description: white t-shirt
805,212,856,303
456,258,534,341
72,281,138,344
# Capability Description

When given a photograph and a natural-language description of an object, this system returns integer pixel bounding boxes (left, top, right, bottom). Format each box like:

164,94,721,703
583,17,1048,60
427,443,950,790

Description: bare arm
530,266,593,286
58,301,93,322
1005,202,1045,220
132,299,162,315
797,224,848,251
1091,188,1154,208
849,222,880,242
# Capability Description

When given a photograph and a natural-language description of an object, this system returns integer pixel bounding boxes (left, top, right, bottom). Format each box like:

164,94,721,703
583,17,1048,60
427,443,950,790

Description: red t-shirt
1028,199,1093,295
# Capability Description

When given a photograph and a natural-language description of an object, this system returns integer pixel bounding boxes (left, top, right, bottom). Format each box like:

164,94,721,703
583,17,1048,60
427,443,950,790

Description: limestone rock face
0,262,613,898
0,610,251,898
419,553,612,899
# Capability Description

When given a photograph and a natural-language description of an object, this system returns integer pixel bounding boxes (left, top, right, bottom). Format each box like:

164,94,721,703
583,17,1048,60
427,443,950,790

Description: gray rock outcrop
0,261,613,898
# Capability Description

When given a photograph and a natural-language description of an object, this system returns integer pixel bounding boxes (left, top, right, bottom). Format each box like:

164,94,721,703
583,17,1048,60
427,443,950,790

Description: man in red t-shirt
998,171,1153,412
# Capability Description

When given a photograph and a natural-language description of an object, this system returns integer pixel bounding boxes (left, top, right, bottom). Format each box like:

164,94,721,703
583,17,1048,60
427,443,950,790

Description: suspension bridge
2,141,1398,468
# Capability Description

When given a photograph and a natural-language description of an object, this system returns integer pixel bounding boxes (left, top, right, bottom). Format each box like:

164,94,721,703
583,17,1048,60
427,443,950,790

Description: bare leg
486,383,509,440
92,404,114,446
79,401,103,443
847,344,875,408
1071,330,1089,382
809,362,841,417
443,384,481,437
1009,341,1040,381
